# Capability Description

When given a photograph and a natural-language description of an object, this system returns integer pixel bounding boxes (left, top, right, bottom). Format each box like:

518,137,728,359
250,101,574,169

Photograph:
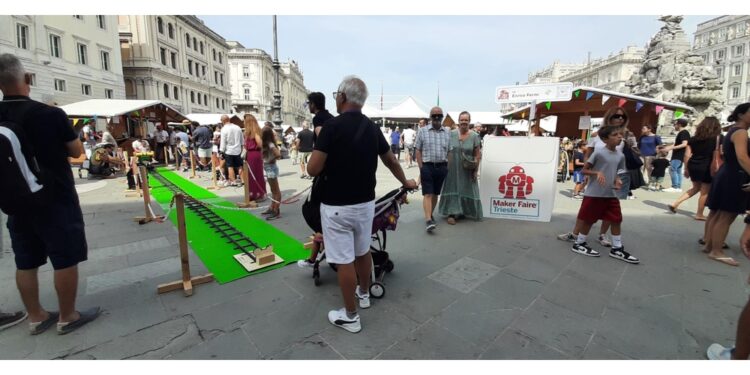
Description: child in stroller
299,186,412,298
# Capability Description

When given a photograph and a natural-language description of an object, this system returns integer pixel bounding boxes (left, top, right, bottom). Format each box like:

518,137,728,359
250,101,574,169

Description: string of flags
518,90,688,120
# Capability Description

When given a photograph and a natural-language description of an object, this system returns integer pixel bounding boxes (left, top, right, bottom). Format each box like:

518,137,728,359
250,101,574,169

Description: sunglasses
431,114,444,120
611,114,627,120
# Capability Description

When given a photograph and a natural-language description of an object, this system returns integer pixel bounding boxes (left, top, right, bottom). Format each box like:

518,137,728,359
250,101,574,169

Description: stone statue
626,15,725,128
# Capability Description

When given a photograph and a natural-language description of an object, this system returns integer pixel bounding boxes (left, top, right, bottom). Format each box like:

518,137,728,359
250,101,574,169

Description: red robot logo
498,166,534,199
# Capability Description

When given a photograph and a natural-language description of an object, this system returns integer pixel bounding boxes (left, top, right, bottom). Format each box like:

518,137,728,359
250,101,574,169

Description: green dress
438,130,483,220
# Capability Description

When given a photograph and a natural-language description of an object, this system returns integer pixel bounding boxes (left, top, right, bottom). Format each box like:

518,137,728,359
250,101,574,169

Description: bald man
415,106,451,233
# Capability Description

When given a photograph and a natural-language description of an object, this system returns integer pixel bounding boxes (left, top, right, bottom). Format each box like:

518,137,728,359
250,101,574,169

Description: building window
168,24,174,39
220,73,224,86
243,65,249,78
195,62,199,77
202,65,206,77
173,87,179,100
16,24,29,50
221,100,225,110
203,94,207,105
49,34,61,58
77,43,88,65
737,23,745,38
212,49,216,61
244,87,250,100
218,53,223,64
216,98,219,107
81,84,92,96
190,91,195,103
716,66,724,78
734,63,743,76
715,49,726,61
28,73,36,86
186,33,191,47
73,15,83,20
157,17,164,34
192,37,197,51
719,27,727,42
163,84,169,98
160,48,167,65
197,93,202,105
101,50,110,71
96,15,106,29
732,86,741,99
105,89,113,99
199,42,204,54
54,79,66,92
188,59,193,74
170,52,177,69
734,44,744,57
214,71,218,84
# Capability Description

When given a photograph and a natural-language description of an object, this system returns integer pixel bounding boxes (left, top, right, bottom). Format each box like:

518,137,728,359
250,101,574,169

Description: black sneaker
571,242,600,257
426,219,436,232
0,311,27,331
609,247,639,264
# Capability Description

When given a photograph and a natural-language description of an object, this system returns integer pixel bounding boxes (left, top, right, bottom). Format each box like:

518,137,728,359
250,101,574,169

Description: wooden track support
236,161,257,208
133,165,154,225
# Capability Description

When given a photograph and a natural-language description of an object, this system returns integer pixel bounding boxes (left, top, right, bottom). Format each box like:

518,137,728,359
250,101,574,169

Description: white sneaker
327,308,361,333
663,187,682,193
598,234,612,247
355,286,371,309
706,343,734,360
557,232,576,242
297,259,314,269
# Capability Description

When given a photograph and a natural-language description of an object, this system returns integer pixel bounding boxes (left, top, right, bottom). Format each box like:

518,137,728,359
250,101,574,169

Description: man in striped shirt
416,106,450,233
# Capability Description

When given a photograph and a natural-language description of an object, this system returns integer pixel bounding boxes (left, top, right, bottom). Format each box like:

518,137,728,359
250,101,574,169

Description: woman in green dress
438,111,483,224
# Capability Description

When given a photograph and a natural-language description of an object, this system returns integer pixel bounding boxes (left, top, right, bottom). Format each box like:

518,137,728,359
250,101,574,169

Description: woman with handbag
243,114,266,202
703,103,750,266
668,117,722,220
438,111,483,225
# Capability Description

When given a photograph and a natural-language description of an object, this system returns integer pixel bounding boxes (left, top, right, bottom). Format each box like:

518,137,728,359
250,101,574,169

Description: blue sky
200,15,715,112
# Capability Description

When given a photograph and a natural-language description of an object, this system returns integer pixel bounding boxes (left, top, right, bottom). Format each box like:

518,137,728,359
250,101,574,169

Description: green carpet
148,167,309,284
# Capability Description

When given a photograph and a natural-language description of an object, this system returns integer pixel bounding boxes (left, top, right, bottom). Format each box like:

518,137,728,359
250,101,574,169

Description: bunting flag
617,98,627,108
545,101,552,110
521,112,526,119
574,90,580,98
585,92,594,101
635,102,644,112
674,110,684,119
655,105,664,115
82,118,89,124
602,94,611,105
72,119,79,126
133,110,140,117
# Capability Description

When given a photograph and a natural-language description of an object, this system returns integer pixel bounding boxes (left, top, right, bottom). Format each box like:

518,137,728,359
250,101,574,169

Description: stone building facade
692,15,750,111
0,15,125,105
118,15,231,114
559,46,646,92
227,41,309,125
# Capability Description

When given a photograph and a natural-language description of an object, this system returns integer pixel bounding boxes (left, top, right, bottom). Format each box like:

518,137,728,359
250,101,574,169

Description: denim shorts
420,162,448,195
264,163,279,179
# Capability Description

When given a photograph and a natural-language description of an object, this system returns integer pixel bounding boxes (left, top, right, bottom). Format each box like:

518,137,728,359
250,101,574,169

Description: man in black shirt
296,122,314,179
308,75,416,333
307,91,334,141
0,53,100,335
192,122,212,170
664,118,690,192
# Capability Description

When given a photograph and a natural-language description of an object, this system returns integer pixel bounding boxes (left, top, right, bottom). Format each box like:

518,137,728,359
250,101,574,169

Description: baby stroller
308,187,412,299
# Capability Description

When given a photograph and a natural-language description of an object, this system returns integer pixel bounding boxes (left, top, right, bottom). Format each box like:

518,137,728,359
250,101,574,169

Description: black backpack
0,100,51,215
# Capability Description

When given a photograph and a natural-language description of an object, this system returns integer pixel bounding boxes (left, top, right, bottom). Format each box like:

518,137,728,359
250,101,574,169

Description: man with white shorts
307,75,417,333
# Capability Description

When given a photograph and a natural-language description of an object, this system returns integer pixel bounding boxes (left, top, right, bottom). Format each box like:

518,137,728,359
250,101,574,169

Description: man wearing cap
416,106,451,233
663,118,690,192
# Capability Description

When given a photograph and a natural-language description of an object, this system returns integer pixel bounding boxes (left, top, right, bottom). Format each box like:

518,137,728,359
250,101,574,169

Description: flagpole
437,81,440,107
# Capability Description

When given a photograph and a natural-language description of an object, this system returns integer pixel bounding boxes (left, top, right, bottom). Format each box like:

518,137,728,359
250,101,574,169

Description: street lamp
271,15,283,138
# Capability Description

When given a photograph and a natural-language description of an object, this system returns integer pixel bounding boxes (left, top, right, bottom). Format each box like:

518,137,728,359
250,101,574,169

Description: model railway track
151,171,261,261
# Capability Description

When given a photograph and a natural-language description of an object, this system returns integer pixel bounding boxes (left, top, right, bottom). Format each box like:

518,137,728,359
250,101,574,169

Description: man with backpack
0,54,100,335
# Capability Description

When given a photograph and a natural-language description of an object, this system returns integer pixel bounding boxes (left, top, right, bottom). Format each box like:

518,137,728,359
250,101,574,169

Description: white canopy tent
186,113,239,126
382,96,429,119
446,111,506,126
60,99,185,119
505,116,559,133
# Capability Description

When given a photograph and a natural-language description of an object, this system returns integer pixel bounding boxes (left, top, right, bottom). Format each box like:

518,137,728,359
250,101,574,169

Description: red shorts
577,196,622,224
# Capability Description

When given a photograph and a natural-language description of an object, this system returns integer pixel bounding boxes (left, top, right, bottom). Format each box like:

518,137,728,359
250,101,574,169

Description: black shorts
420,162,448,195
224,154,243,169
391,144,400,154
7,198,88,270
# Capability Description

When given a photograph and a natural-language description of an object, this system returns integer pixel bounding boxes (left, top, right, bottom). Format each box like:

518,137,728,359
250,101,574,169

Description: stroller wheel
369,282,385,299
384,260,394,273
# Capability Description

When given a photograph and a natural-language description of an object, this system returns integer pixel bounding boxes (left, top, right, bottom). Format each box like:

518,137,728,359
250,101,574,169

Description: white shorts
197,148,211,158
321,200,375,264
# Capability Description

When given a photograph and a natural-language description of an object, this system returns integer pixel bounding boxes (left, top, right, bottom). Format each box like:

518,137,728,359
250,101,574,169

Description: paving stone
541,268,618,318
85,258,181,295
427,256,501,294
433,290,521,348
90,237,172,259
375,278,462,324
169,328,261,359
467,243,528,269
271,335,344,360
476,271,545,310
502,251,570,286
480,330,569,359
377,321,482,359
581,337,633,359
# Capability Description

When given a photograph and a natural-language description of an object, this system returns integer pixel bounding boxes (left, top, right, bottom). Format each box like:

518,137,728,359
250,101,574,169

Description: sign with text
578,115,591,130
495,82,574,104
480,137,559,222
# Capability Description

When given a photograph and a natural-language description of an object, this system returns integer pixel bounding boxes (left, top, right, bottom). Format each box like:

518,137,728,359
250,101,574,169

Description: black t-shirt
312,110,334,144
0,96,78,200
671,129,690,161
192,125,212,149
687,135,720,164
314,112,390,206
297,129,314,152
651,158,670,178
574,151,584,171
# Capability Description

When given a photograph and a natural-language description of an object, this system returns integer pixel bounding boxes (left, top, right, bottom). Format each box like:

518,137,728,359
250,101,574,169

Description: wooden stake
133,165,154,224
237,161,257,208
163,144,169,165
206,159,221,190
157,193,213,296
189,149,196,179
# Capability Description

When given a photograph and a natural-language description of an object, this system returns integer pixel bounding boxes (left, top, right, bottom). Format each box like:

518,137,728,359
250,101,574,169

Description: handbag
459,136,478,171
710,135,723,177
623,142,643,170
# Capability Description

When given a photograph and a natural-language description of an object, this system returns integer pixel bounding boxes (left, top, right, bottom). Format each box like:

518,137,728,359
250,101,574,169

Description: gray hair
0,53,26,87
337,75,368,106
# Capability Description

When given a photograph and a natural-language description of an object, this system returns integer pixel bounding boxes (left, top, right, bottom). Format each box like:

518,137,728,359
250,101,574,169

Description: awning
59,99,187,121
186,113,241,126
